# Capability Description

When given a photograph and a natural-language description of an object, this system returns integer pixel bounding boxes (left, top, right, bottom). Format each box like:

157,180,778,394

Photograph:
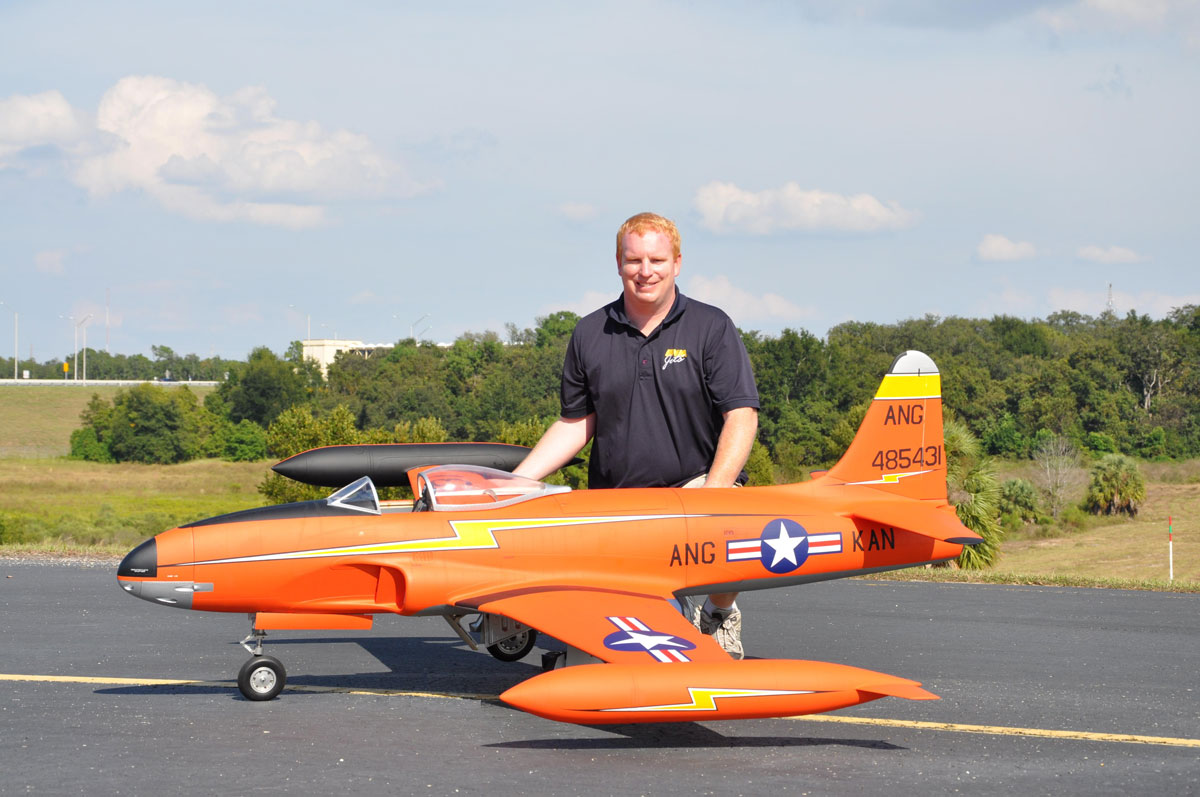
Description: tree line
66,306,1200,478
5,344,238,382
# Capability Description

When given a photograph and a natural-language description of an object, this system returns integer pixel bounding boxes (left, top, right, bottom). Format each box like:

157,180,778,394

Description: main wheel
486,629,538,662
238,655,286,701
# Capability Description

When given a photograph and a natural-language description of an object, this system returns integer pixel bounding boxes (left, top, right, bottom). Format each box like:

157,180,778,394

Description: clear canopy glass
417,465,570,511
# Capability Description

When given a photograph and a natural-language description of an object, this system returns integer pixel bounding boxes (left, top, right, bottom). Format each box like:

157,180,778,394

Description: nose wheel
237,626,287,701
238,655,287,701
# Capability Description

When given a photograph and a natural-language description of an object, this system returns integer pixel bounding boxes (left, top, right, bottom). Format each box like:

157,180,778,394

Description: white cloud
1077,244,1146,263
976,233,1037,262
34,249,67,275
2,77,421,228
550,289,614,318
685,274,814,323
0,90,86,164
694,181,917,235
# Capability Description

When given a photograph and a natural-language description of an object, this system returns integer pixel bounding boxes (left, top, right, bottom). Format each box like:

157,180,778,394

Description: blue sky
2,1,1197,361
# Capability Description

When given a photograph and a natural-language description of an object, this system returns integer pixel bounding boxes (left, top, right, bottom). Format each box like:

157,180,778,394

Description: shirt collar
606,290,688,335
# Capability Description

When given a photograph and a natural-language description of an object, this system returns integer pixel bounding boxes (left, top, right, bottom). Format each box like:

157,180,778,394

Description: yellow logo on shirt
662,349,688,370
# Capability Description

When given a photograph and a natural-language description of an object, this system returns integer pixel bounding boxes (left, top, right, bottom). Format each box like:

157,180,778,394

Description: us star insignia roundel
602,616,696,662
726,518,843,574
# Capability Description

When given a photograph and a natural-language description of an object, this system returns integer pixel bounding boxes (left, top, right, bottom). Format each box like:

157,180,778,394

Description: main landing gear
442,612,539,662
237,628,287,701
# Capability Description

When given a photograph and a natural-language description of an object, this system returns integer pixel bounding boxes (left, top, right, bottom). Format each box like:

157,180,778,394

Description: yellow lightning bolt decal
181,515,687,566
601,687,814,712
846,469,931,486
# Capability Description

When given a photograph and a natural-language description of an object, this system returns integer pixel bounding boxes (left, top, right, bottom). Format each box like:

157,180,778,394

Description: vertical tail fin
823,351,947,501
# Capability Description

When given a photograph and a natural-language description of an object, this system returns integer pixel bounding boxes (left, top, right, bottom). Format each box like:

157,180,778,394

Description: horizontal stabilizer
849,500,982,546
857,681,940,701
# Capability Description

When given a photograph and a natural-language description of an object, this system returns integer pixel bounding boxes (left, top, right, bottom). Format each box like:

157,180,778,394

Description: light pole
74,314,92,381
81,316,93,382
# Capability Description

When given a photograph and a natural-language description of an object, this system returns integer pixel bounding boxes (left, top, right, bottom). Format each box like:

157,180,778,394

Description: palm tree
943,416,1003,569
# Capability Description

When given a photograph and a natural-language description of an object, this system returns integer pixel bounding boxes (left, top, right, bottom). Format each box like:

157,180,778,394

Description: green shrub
68,427,114,463
1059,505,1090,529
982,414,1027,457
1082,453,1146,517
1136,426,1168,459
743,439,776,487
999,478,1038,523
0,513,30,544
219,419,269,462
1085,432,1118,454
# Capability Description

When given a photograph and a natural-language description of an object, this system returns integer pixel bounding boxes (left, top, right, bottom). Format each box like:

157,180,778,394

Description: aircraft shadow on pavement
95,634,541,699
487,722,905,751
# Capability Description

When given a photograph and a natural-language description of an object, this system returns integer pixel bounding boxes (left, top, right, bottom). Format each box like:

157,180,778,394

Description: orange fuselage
130,480,963,619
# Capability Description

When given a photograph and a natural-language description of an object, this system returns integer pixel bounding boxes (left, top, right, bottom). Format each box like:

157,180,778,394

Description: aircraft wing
461,588,731,664
848,500,983,546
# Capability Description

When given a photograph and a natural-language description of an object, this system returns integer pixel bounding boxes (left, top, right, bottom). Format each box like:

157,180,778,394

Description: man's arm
701,406,758,488
511,414,595,481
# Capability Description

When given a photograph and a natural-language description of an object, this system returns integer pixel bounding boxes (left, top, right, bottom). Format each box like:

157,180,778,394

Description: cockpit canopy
417,465,570,511
324,466,569,514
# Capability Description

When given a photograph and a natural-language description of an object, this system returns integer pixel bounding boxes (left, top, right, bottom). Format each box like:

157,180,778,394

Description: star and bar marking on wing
602,616,696,663
726,518,842,574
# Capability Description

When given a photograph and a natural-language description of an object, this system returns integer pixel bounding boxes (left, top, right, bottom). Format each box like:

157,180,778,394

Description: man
513,212,759,657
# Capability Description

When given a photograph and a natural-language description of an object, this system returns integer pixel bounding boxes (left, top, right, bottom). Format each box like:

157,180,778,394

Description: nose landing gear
237,626,287,701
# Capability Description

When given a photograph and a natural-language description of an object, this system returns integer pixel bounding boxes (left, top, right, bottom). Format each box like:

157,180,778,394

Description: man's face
618,230,680,311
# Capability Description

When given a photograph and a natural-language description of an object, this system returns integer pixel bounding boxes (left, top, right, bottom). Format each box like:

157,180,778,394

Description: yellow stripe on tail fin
823,351,947,501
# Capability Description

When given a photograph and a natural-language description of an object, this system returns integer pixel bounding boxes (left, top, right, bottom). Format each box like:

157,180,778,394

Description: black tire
486,629,538,662
238,655,286,701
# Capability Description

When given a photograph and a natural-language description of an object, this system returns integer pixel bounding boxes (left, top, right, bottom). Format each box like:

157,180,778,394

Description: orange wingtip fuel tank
501,659,938,724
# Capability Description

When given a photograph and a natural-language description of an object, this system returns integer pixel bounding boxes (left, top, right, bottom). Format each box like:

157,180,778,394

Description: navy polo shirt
561,291,759,489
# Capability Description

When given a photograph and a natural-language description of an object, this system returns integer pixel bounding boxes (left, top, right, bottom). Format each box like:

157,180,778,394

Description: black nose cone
118,537,157,578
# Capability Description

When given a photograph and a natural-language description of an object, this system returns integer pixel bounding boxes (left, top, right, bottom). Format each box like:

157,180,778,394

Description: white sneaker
684,597,744,660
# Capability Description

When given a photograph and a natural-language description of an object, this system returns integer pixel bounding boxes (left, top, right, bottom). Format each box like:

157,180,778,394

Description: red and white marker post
1168,515,1174,582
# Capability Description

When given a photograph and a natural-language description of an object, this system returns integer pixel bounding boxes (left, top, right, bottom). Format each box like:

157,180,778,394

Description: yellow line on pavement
5,673,1197,748
0,673,208,687
0,672,492,701
786,714,1200,748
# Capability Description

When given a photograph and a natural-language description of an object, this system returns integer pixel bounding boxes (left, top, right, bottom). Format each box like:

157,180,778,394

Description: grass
0,383,215,457
0,457,267,550
976,458,1199,590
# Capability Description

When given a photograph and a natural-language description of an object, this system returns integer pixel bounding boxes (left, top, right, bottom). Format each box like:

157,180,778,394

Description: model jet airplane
117,350,981,724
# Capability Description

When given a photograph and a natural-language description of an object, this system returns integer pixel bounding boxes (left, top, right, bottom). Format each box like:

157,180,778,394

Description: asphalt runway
2,558,1197,795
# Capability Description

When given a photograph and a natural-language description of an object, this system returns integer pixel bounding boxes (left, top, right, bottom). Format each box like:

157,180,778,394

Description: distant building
301,339,393,377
